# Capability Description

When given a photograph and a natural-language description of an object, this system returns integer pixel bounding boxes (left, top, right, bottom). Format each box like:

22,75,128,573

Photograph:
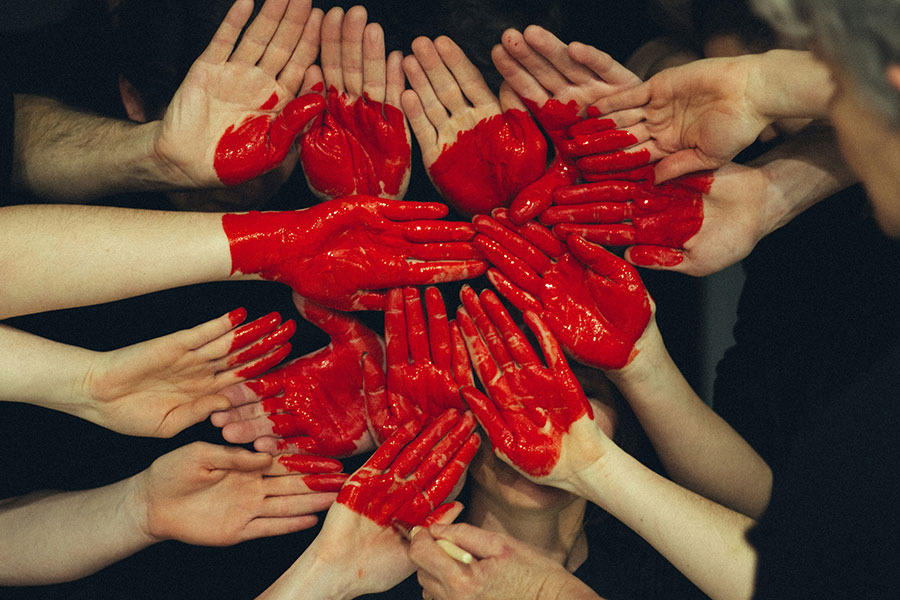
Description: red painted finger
492,210,566,259
480,289,541,368
362,352,391,441
278,454,344,473
473,236,543,299
449,320,474,388
227,307,248,327
576,148,651,173
229,319,296,366
628,245,684,268
245,369,288,399
234,344,292,379
455,306,504,396
473,215,553,274
378,199,449,221
566,116,616,137
385,288,409,372
399,220,477,243
293,295,369,345
560,128,638,157
460,386,515,453
539,203,631,225
552,180,645,205
268,93,328,160
366,418,423,472
485,269,542,316
566,234,632,279
552,223,637,246
423,501,461,526
391,409,462,479
508,155,578,225
229,311,282,352
403,240,484,261
303,472,350,492
583,164,656,183
402,260,488,285
403,286,431,365
425,287,452,372
459,286,515,376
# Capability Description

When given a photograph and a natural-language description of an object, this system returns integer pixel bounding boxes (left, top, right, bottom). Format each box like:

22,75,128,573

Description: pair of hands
155,0,410,200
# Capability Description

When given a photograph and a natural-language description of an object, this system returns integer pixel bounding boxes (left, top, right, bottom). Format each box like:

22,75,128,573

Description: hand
473,209,652,370
132,442,343,545
258,409,479,599
456,286,609,488
222,196,488,311
594,55,772,184
213,294,383,457
540,169,710,271
298,6,411,200
84,309,294,437
363,286,472,445
401,36,547,216
491,26,645,223
411,523,602,600
153,0,325,188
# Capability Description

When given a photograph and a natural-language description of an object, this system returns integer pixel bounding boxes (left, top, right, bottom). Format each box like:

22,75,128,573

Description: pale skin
0,310,292,437
0,442,339,586
13,0,324,202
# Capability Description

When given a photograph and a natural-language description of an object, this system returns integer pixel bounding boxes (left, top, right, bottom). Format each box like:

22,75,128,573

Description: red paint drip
428,109,547,216
300,86,410,198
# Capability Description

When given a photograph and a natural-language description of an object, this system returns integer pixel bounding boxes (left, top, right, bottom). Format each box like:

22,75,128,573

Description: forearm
0,203,234,318
11,94,180,201
574,447,758,600
0,324,96,415
608,320,772,518
0,476,153,585
750,50,833,122
753,122,856,235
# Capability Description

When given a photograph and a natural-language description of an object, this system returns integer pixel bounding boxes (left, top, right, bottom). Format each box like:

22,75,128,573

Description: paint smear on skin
259,92,279,111
229,312,281,352
428,109,547,217
227,307,247,328
300,86,410,198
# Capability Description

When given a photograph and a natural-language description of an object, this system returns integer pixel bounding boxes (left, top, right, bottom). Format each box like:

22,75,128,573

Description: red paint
259,92,279,111
629,245,684,267
300,86,411,198
213,93,325,186
229,311,282,352
229,318,296,374
547,172,712,250
428,109,547,217
364,287,470,445
456,287,593,477
336,409,480,527
221,197,487,311
278,454,343,473
508,155,578,225
234,344,291,379
520,97,581,144
304,473,350,492
472,214,651,371
560,128,638,158
227,307,247,328
249,298,384,457
576,147,651,173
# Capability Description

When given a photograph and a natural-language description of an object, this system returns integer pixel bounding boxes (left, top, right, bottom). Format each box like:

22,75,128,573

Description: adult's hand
401,35,547,216
363,286,471,445
474,209,652,369
456,286,611,489
222,195,487,311
84,309,294,437
411,523,603,600
133,442,343,545
213,294,383,456
257,409,479,599
298,6,411,200
155,0,325,187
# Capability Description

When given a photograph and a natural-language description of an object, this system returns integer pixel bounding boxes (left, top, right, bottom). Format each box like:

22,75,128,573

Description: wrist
259,536,358,600
119,472,161,547
753,50,833,122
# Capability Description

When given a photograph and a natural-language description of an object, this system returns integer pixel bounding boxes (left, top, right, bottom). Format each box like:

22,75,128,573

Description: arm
258,409,480,599
596,49,834,182
12,0,325,201
0,310,293,436
0,197,485,318
0,442,343,586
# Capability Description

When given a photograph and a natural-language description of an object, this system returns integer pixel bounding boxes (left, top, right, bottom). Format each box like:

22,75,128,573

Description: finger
385,50,406,108
402,89,439,164
412,37,468,114
385,287,409,368
449,320,474,387
485,268,542,315
498,81,527,112
364,418,421,472
257,0,312,77
567,41,642,88
404,286,431,364
460,386,514,454
403,49,452,136
320,6,345,92
400,220,476,243
377,199,449,221
502,27,568,94
626,244,685,269
425,500,464,526
473,235,543,298
480,289,542,367
391,409,464,479
197,0,254,65
261,491,338,517
362,22,386,103
424,287,452,372
540,203,631,225
263,471,345,496
559,128,639,157
362,351,391,443
522,25,592,86
208,445,274,471
163,395,232,436
403,240,483,262
227,311,282,353
455,304,503,391
221,414,278,444
491,42,549,106
593,80,651,115
293,293,370,345
273,454,344,474
492,209,566,258
230,0,288,65
225,319,296,370
551,180,644,205
427,522,509,558
301,64,324,94
402,260,489,286
340,5,368,97
228,344,292,380
176,307,245,354
278,7,324,94
434,36,496,108
575,147,652,174
238,515,321,541
553,222,637,246
458,286,515,374
522,310,569,376
508,156,578,225
653,149,722,184
566,234,633,278
472,214,553,274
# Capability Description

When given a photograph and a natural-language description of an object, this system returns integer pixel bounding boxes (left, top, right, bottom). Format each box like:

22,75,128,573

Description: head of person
112,0,296,212
753,0,900,236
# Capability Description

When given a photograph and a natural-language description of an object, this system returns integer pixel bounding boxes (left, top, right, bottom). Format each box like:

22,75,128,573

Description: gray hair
752,0,900,127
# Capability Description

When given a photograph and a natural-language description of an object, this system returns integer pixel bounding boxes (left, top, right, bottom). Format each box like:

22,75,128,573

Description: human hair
751,0,900,127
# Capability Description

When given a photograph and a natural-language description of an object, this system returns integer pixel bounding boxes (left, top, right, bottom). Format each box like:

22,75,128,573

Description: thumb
654,149,717,184
267,93,327,165
209,445,273,472
427,522,508,559
161,394,232,437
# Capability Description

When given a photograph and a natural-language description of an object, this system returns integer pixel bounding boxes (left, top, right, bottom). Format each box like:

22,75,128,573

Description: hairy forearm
753,122,856,234
575,447,758,600
0,476,152,585
608,320,772,519
0,203,233,319
751,50,833,122
11,94,179,201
